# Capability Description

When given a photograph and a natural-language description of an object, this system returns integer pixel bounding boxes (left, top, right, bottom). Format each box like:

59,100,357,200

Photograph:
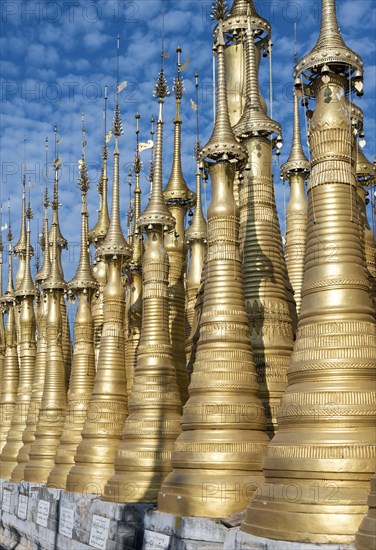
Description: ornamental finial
88,88,110,244
97,37,129,258
281,90,310,178
4,199,14,299
233,12,281,140
187,73,207,241
164,46,195,206
295,0,363,95
138,13,175,230
36,138,51,283
220,0,270,38
16,183,34,297
200,19,247,164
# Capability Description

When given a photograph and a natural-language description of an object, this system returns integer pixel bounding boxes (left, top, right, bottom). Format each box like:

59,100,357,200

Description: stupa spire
296,0,364,95
14,139,34,290
164,47,195,206
89,87,110,245
132,113,142,267
281,90,310,176
97,38,129,259
233,10,281,140
163,46,195,404
15,186,34,297
43,170,66,291
69,113,97,291
13,174,27,261
137,63,175,229
36,139,51,284
185,72,207,351
89,93,110,367
48,125,67,252
125,113,144,397
186,73,207,242
5,203,14,298
281,88,310,316
200,19,247,164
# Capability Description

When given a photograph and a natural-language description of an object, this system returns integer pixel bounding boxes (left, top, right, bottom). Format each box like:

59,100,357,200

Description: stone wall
0,479,152,550
0,482,357,550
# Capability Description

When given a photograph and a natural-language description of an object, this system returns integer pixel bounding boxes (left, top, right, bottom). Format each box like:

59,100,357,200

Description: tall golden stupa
242,0,376,542
0,0,375,547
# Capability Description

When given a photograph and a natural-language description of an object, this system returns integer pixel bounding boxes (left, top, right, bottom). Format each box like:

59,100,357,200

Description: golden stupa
242,0,376,542
66,38,130,494
158,14,269,518
0,1,375,548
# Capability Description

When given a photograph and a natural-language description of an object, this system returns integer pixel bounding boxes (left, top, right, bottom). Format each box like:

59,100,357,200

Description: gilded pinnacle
281,90,310,178
42,221,66,290
200,21,247,164
97,107,129,258
173,75,184,102
2,245,15,302
154,68,170,100
164,59,195,207
78,113,90,194
186,163,207,241
89,94,110,244
296,0,363,91
113,100,124,138
138,72,175,230
211,0,228,22
36,191,51,283
69,192,97,292
88,159,110,244
131,115,142,268
14,175,27,256
16,217,34,297
233,24,281,139
133,155,141,175
221,0,270,37
0,212,3,257
49,157,67,250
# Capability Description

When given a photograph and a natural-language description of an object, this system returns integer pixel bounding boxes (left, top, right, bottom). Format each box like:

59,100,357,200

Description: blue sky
0,0,375,287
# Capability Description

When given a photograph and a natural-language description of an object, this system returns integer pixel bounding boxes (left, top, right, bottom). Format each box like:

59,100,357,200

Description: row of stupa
0,0,375,546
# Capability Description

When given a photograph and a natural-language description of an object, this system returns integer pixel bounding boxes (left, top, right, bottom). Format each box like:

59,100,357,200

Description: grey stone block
177,516,228,543
72,526,91,545
171,538,222,550
144,510,180,536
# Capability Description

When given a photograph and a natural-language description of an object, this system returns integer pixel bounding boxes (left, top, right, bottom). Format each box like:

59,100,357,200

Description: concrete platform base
0,479,153,550
143,510,356,550
0,482,358,550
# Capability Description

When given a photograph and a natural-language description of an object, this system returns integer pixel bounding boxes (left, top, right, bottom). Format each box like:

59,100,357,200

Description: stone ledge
224,529,356,549
143,510,356,550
